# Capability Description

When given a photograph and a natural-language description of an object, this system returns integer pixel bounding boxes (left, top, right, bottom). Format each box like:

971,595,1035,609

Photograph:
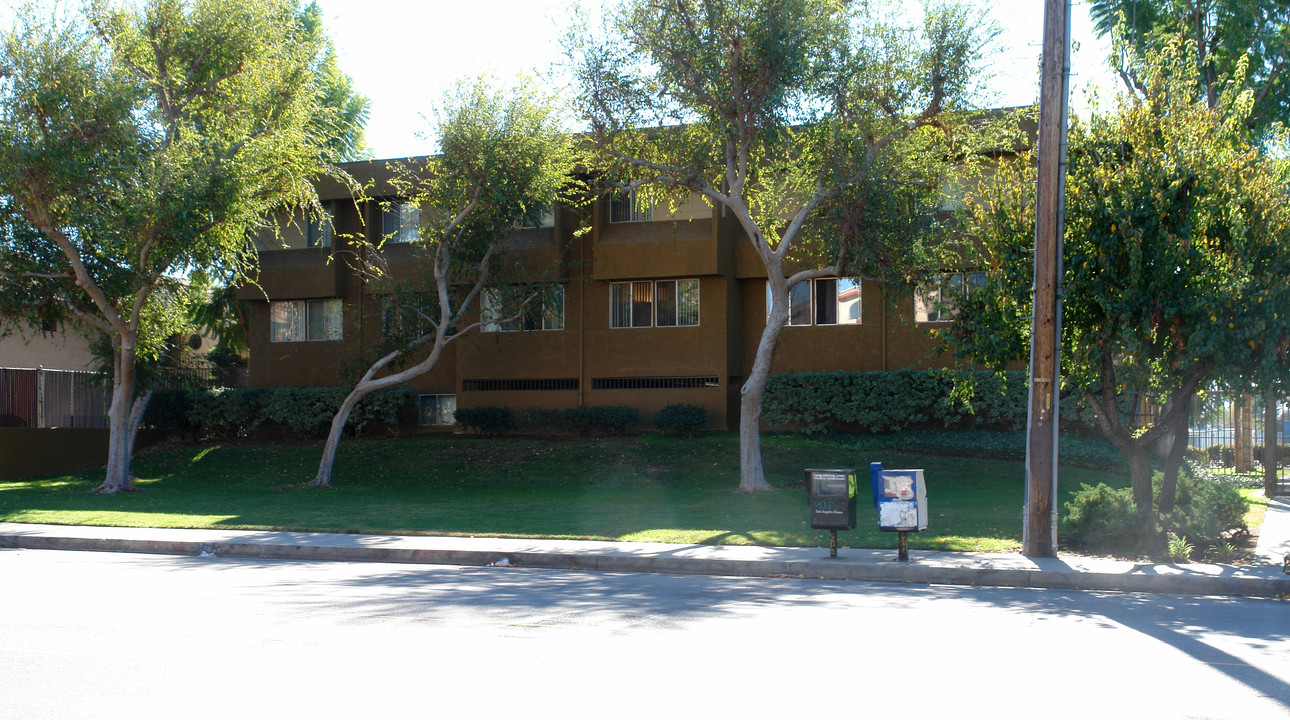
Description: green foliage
653,403,707,438
561,406,640,437
143,386,413,439
454,406,518,437
953,35,1290,509
0,0,353,490
1157,468,1249,548
1062,483,1153,552
761,369,1105,434
1062,468,1251,554
1208,540,1239,563
1089,0,1290,138
1166,532,1194,562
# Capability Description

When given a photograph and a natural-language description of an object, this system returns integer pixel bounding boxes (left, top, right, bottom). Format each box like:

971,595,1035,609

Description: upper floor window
305,201,334,248
381,200,420,243
610,188,653,223
611,279,699,328
482,286,565,333
771,277,862,326
915,272,985,323
270,299,342,342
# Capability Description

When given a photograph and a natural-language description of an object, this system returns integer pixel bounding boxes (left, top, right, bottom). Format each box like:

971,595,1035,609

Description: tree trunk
96,338,138,494
309,383,371,489
737,283,790,494
1265,391,1280,498
124,388,153,481
1158,400,1189,514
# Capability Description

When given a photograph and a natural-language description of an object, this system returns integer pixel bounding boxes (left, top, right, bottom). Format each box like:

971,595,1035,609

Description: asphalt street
2,548,1288,719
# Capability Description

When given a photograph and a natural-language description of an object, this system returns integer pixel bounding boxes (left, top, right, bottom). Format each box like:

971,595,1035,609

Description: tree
564,0,1007,492
0,0,346,493
297,0,371,161
308,76,580,488
951,38,1290,527
1089,0,1290,135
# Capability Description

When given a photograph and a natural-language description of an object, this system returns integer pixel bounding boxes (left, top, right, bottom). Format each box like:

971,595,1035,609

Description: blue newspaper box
869,462,927,532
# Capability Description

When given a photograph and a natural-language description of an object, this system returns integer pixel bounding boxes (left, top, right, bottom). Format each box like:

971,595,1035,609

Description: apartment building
239,157,979,430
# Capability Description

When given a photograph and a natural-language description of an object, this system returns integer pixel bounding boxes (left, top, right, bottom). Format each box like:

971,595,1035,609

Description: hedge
143,386,417,439
760,369,1106,434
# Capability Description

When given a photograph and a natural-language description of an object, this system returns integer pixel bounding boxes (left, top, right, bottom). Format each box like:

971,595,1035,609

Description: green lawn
0,430,1132,552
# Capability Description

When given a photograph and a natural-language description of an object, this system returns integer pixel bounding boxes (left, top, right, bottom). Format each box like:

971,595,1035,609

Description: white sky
309,0,1120,160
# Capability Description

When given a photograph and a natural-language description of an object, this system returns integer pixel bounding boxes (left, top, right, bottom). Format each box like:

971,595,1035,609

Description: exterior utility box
805,468,858,530
869,462,927,532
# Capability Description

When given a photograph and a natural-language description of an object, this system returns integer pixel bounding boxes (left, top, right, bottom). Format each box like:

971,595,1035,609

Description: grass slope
0,430,1130,552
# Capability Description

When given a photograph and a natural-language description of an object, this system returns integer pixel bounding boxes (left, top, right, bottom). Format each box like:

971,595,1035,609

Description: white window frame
610,279,699,329
482,286,565,333
769,278,862,326
418,394,457,427
915,272,984,323
270,299,343,342
609,188,653,223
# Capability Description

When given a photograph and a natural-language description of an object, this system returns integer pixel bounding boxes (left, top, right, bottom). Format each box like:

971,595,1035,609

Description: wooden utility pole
1024,0,1071,557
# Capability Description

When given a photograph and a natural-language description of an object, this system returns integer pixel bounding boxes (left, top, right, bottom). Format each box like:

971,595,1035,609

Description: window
381,201,420,243
305,202,334,248
915,272,985,323
270,299,342,342
610,189,652,223
518,203,555,229
482,286,565,333
418,394,456,426
769,278,862,326
610,279,699,328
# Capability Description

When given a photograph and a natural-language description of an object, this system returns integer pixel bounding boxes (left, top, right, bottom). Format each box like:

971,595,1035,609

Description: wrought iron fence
0,365,246,429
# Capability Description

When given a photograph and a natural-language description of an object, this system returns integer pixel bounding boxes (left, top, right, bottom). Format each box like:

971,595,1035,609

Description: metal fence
0,365,246,429
0,368,110,429
1187,393,1287,477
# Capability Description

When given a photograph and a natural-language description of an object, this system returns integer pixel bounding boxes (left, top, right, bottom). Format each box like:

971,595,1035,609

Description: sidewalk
3,500,1289,598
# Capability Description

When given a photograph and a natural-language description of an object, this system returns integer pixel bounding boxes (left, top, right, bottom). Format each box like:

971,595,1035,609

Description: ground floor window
270,299,342,342
772,278,861,326
419,394,457,426
915,272,984,323
610,279,699,328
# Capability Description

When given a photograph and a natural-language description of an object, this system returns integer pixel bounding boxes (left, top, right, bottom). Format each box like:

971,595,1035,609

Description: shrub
761,369,1104,435
454,406,517,437
190,387,267,438
1159,469,1248,547
653,403,707,437
143,388,203,439
261,387,346,436
518,407,564,432
562,406,638,436
1061,483,1153,552
350,387,417,436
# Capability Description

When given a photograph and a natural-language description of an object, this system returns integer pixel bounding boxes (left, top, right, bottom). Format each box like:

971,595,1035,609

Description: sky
307,0,1121,160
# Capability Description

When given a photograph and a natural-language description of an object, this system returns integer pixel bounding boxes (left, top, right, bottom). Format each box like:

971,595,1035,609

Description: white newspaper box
869,463,927,532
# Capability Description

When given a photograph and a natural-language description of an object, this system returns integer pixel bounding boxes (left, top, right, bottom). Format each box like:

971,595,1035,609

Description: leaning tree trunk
308,383,372,489
123,388,153,481
1158,401,1189,514
97,340,139,494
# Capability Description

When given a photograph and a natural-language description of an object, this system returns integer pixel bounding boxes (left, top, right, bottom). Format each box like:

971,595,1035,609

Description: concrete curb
3,525,1289,598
